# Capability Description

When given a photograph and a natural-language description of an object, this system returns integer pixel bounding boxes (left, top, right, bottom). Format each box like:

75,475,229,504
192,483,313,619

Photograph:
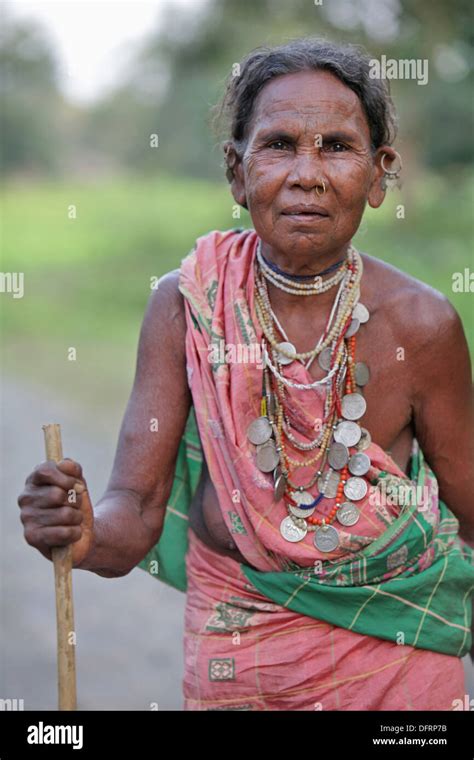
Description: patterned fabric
138,226,474,707
243,445,474,657
183,525,467,710
138,406,202,591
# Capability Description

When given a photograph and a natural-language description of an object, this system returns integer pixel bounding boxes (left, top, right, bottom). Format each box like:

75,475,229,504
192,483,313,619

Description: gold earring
315,179,326,196
381,151,402,190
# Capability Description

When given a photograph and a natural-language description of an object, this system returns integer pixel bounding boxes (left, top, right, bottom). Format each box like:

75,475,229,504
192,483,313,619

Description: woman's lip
283,212,329,221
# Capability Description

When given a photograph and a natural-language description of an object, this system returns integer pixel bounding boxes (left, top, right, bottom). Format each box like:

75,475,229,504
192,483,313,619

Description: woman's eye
325,142,348,152
268,140,288,150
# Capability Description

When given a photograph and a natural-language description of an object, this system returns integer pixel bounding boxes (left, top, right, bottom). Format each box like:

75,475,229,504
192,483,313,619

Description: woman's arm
411,297,474,546
77,268,192,576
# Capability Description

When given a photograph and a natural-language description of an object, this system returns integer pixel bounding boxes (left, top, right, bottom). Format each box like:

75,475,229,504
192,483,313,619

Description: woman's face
231,69,392,258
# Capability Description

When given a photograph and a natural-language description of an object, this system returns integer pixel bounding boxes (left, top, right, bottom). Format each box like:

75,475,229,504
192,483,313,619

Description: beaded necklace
247,238,372,553
259,249,346,281
256,240,349,296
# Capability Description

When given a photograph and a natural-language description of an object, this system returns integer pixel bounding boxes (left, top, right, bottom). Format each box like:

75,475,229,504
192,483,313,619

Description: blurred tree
1,0,472,179
0,7,65,175
106,0,472,179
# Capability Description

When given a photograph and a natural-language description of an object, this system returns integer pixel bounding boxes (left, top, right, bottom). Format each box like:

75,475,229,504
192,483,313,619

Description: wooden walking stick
42,423,77,711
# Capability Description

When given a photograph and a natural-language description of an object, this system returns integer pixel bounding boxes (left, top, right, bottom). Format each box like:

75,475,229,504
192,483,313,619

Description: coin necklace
279,336,370,551
247,240,372,552
255,269,361,373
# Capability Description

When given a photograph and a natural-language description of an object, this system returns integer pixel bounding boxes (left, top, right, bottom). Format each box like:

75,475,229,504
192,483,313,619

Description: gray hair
212,36,398,159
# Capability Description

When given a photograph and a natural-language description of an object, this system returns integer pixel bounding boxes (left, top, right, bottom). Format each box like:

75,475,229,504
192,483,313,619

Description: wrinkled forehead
247,69,370,139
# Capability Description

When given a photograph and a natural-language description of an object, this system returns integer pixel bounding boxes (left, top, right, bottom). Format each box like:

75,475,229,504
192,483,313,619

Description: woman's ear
368,145,399,209
223,141,248,210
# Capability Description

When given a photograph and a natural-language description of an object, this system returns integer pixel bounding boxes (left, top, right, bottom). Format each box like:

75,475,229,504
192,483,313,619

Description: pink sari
178,228,466,710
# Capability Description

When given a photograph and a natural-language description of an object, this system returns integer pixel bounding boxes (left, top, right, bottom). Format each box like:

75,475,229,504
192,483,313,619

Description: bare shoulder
147,268,185,321
360,252,467,359
139,268,187,362
105,266,191,522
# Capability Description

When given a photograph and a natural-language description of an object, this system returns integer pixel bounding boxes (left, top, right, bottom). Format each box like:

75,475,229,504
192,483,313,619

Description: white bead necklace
256,240,353,295
264,273,349,371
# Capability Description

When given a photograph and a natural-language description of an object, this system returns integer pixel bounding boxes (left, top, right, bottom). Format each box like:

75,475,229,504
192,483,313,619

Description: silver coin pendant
247,416,272,445
336,502,360,527
333,420,361,447
280,516,307,542
344,476,368,501
348,452,371,476
314,525,340,552
341,393,367,421
276,341,297,366
328,441,349,470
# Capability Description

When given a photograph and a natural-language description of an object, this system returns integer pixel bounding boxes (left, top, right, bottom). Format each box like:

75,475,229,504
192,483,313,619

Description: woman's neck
259,239,351,312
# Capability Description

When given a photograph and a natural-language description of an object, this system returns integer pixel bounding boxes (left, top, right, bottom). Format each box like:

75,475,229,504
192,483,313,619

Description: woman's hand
17,458,94,567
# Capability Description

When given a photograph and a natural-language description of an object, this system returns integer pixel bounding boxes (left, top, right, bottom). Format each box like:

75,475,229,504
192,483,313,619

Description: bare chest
277,307,415,474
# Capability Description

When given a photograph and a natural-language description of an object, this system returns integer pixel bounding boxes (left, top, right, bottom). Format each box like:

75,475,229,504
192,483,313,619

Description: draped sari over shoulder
138,228,474,711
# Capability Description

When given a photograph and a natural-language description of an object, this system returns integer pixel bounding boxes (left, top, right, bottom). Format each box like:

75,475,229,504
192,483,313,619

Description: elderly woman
18,38,474,711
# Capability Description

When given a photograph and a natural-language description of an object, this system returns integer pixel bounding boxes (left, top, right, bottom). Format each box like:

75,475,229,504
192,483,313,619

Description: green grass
2,171,473,373
1,173,245,344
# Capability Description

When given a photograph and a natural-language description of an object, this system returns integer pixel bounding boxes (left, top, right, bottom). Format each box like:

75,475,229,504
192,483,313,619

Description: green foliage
0,10,64,174
2,173,472,360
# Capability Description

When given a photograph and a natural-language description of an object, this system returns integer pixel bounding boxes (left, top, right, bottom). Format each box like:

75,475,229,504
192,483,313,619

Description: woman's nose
287,150,326,190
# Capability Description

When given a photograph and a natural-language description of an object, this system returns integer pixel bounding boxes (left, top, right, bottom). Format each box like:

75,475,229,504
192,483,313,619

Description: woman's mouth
282,212,329,223
281,205,330,223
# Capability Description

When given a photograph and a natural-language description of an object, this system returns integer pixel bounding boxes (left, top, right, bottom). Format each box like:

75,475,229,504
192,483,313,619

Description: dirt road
1,376,186,710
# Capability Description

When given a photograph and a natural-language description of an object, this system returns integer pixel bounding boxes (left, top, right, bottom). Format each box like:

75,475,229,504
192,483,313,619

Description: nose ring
315,179,326,196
